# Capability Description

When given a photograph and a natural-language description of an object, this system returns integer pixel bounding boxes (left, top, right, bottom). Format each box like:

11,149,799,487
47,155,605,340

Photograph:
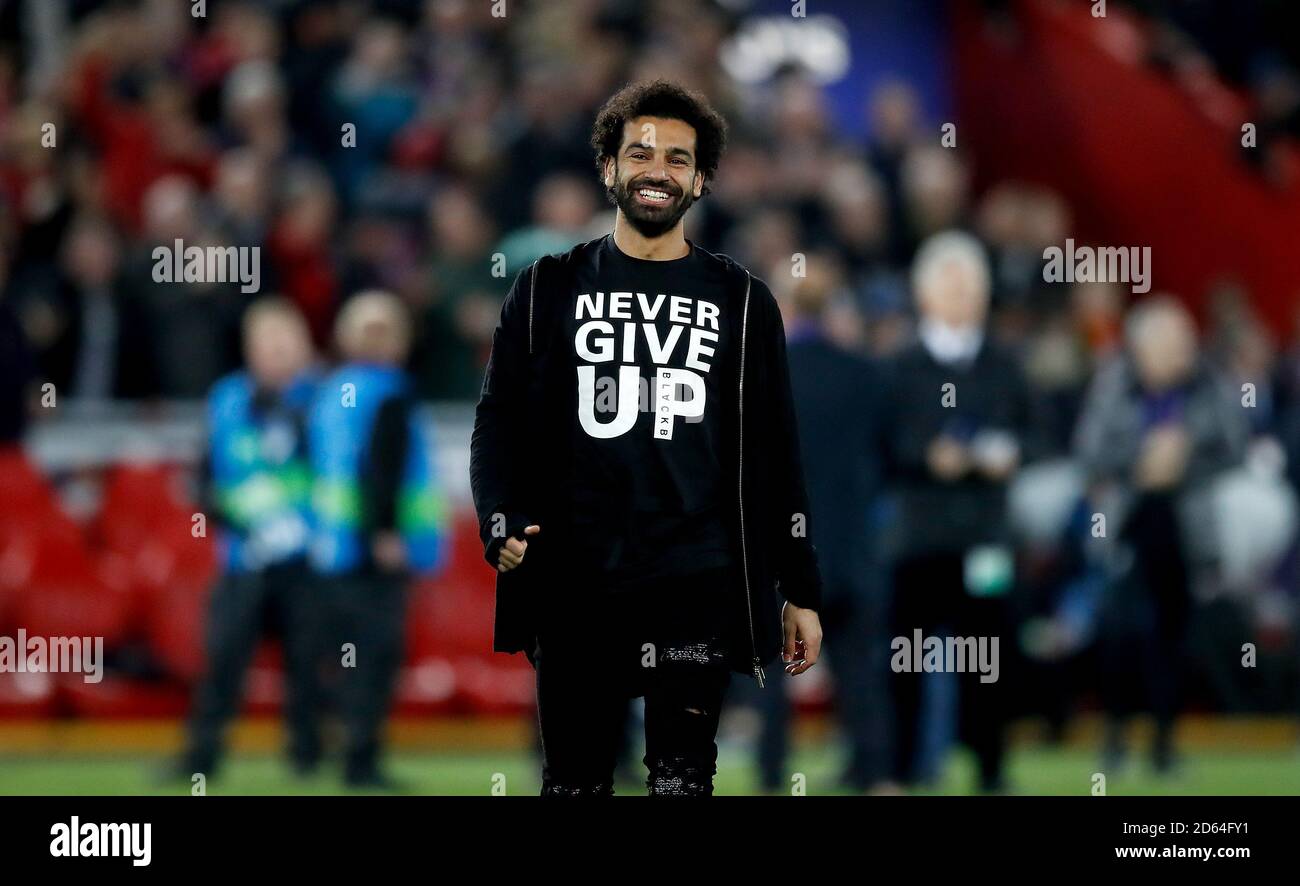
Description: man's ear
693,172,704,198
604,158,615,190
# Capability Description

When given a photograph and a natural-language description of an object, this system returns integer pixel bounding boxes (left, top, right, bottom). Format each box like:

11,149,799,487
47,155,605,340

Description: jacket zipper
528,261,536,355
736,272,764,688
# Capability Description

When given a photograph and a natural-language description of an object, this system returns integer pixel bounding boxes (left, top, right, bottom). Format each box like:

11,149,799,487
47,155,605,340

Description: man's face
353,319,409,366
1132,310,1197,391
918,259,989,330
246,315,311,391
604,116,704,238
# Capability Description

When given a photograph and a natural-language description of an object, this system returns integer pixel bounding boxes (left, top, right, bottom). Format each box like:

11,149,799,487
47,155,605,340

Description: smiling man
470,80,823,796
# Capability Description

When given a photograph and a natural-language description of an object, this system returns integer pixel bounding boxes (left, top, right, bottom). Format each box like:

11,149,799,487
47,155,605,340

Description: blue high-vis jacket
307,363,448,576
207,370,318,573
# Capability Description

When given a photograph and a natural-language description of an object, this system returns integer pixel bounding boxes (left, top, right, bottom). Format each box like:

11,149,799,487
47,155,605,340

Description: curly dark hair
590,80,729,197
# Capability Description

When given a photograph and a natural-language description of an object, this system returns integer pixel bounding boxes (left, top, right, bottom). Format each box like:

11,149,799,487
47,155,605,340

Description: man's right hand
498,524,541,572
927,436,971,481
1135,425,1189,491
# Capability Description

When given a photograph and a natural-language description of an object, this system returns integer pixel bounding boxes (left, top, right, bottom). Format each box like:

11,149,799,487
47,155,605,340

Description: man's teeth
638,188,670,202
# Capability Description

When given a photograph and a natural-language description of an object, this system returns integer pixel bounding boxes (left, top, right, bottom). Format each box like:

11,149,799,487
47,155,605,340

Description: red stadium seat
99,463,194,516
397,510,534,715
0,523,84,634
144,576,212,683
0,446,59,517
0,449,77,554
59,675,189,718
0,670,58,719
91,463,198,552
11,575,131,649
79,463,217,672
0,520,132,645
137,535,217,681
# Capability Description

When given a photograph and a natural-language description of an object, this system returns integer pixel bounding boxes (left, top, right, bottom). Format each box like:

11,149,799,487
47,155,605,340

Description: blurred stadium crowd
1,0,1300,791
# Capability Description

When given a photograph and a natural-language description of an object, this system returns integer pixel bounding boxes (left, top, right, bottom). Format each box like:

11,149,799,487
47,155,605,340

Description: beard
610,174,696,238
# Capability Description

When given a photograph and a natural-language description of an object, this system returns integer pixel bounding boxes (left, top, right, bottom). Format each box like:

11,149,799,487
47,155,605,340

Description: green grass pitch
4,745,1299,796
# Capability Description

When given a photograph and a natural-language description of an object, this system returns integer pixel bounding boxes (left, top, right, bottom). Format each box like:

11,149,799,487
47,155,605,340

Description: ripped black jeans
531,567,733,796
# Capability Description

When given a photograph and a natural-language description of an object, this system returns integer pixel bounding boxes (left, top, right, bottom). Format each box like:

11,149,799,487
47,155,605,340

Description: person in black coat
752,257,892,793
0,293,37,443
20,218,157,400
881,231,1031,792
470,81,823,796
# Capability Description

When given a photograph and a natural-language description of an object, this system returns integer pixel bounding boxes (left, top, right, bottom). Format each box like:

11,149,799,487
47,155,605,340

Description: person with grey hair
880,229,1031,792
1074,295,1247,774
307,290,448,788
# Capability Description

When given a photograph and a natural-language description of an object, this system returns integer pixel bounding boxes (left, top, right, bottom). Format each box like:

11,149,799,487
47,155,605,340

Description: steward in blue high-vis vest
307,289,447,787
209,371,317,572
307,362,448,577
179,298,327,780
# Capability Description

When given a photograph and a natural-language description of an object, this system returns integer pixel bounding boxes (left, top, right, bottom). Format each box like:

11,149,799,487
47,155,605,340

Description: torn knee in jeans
658,642,725,666
541,781,614,797
646,755,716,796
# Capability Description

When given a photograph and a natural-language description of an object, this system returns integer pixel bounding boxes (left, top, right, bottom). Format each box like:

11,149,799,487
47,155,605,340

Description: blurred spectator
881,230,1031,792
755,256,890,793
865,79,923,256
410,185,501,400
179,298,321,779
494,171,600,276
329,18,419,203
1075,296,1248,772
22,215,154,399
722,205,801,282
1277,303,1300,493
211,149,273,247
0,284,37,443
123,175,244,397
268,165,340,347
487,62,602,233
898,146,971,260
1021,281,1127,456
1,102,75,277
308,290,447,787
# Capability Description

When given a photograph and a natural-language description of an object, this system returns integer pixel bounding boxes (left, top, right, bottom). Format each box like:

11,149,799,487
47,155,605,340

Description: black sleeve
114,284,161,399
1006,355,1037,465
0,302,36,443
366,395,412,532
880,356,937,483
195,444,227,530
470,263,536,566
755,282,823,611
859,358,887,501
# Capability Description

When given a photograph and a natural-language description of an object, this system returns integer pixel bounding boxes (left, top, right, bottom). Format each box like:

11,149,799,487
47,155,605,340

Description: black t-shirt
565,234,733,589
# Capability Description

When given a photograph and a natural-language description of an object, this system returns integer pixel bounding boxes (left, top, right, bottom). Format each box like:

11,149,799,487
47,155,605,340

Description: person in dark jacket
0,290,37,444
470,80,824,796
19,218,157,400
881,231,1031,792
1074,296,1246,773
752,257,891,793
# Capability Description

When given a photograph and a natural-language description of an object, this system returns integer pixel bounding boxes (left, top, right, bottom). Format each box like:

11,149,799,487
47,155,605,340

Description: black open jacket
469,237,822,681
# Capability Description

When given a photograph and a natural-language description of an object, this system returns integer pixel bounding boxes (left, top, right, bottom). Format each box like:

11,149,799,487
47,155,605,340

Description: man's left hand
372,531,408,573
781,602,823,676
